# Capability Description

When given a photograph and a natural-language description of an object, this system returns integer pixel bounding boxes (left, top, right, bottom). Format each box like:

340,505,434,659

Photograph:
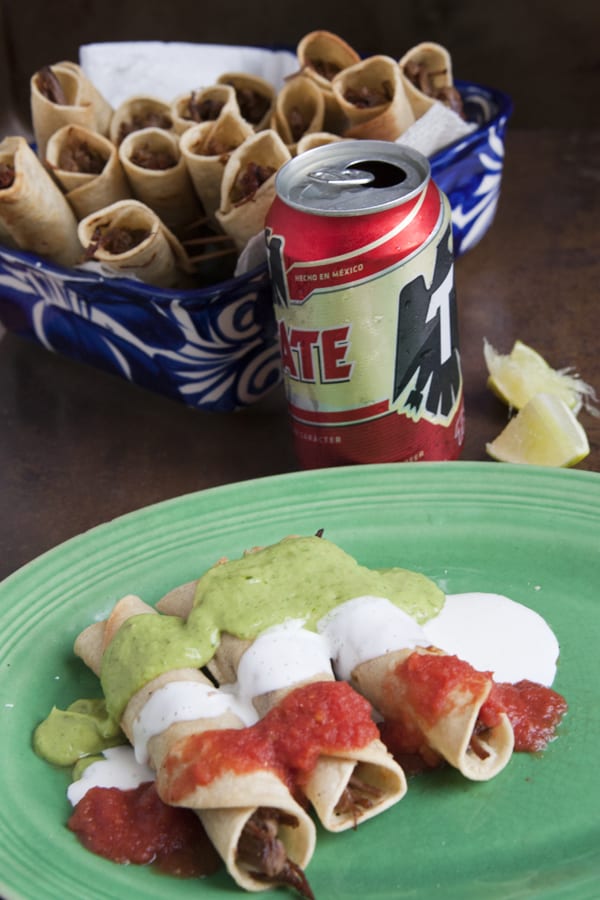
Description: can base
291,400,465,469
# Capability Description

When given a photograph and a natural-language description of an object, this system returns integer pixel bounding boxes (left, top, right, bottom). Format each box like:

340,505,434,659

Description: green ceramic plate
1,462,599,900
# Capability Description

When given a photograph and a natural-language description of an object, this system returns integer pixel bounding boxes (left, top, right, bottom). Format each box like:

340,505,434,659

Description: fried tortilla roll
398,41,464,119
296,30,361,133
30,61,113,159
109,95,174,145
216,129,291,252
77,199,194,288
180,111,254,221
270,75,325,152
75,596,317,898
0,135,82,267
209,624,407,833
171,84,240,135
118,127,202,230
331,54,415,141
45,124,130,219
352,646,514,781
216,72,276,132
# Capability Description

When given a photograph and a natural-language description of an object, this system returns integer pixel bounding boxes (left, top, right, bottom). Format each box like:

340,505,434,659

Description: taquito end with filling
271,74,325,152
78,198,194,288
332,54,415,140
216,72,276,132
171,84,239,135
216,129,291,252
30,61,112,159
296,29,361,133
180,110,254,221
45,124,131,219
0,134,82,267
118,126,202,230
109,95,174,146
352,646,514,781
399,42,464,119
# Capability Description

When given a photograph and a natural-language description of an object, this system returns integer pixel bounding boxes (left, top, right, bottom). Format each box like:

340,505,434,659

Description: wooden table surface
1,128,599,582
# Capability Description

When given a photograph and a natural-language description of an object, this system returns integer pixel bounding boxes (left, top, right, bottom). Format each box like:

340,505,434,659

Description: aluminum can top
274,139,431,217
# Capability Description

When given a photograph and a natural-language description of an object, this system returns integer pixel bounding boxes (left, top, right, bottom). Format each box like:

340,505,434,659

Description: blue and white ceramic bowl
0,79,512,413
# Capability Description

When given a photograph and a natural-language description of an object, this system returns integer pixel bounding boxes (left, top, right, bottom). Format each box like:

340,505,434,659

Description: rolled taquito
296,30,361,133
77,198,193,288
331,54,415,141
171,84,240,135
75,594,316,898
118,126,202,230
208,622,407,833
45,124,130,219
352,646,514,781
216,72,276,132
270,74,325,152
0,135,82,267
398,41,464,119
109,95,174,145
215,129,291,252
179,110,254,221
30,61,112,159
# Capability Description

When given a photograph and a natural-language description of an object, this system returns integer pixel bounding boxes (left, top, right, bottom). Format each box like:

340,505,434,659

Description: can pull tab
307,167,375,187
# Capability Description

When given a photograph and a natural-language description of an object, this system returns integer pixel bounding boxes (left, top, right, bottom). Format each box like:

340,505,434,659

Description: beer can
265,140,464,468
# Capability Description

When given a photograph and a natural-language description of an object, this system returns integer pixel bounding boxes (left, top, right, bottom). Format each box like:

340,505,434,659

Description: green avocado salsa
100,535,444,722
33,698,125,766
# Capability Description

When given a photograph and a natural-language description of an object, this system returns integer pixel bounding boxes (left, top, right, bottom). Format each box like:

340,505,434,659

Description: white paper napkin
79,41,299,107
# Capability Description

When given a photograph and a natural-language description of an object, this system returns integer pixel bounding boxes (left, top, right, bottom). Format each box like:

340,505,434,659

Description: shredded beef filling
0,163,15,189
403,61,464,116
130,144,177,170
185,93,225,122
229,86,271,125
58,140,106,174
232,161,276,204
84,225,151,259
309,58,343,81
344,79,393,109
333,772,384,826
36,65,67,105
288,106,308,142
237,807,314,900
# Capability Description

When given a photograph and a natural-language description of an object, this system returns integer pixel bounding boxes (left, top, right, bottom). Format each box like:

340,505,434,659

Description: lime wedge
486,393,590,467
483,338,597,414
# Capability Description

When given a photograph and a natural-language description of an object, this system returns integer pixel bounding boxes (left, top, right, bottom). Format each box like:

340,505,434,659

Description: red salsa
68,781,221,877
479,679,568,752
163,680,379,803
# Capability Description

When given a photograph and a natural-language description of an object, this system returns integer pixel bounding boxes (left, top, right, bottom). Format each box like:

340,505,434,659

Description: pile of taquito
0,33,465,288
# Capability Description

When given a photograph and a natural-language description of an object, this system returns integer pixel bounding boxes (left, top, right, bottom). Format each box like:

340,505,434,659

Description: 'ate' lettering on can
265,140,464,468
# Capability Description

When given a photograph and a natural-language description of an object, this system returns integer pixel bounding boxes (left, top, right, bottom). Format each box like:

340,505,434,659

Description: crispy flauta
0,135,82,267
171,84,240,135
179,111,254,221
352,646,514,781
296,30,361,133
270,74,325,151
398,41,463,119
45,123,131,219
77,198,194,288
109,94,174,146
74,596,317,897
118,126,202,229
216,129,291,252
30,61,112,159
331,54,415,141
216,72,276,132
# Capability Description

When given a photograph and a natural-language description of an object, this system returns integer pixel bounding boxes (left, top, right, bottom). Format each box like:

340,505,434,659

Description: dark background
1,0,599,136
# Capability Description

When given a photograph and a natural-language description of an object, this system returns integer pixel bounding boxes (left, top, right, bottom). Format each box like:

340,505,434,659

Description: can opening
346,160,407,189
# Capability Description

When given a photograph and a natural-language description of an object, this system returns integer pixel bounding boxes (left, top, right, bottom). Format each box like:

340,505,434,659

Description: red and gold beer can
265,140,464,468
